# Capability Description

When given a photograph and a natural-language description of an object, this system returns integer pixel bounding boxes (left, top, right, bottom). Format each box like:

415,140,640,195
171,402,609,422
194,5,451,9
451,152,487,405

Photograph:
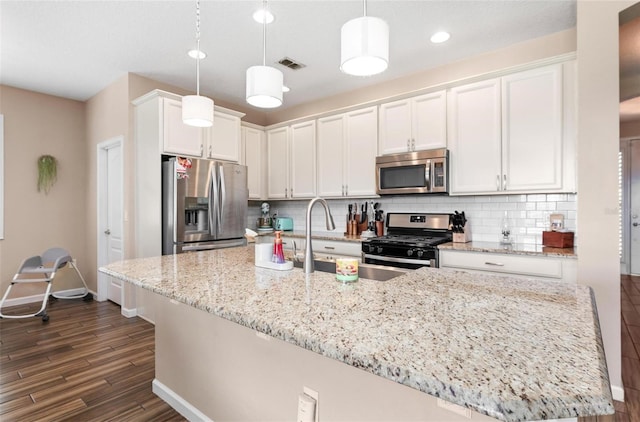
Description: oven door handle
363,254,435,267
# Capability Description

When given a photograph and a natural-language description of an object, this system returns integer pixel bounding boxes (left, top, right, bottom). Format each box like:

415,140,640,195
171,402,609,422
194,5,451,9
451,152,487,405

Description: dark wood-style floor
0,298,185,421
0,278,638,421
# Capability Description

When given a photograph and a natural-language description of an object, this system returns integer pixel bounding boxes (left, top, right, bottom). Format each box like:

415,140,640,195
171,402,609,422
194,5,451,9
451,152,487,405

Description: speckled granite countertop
439,241,577,258
100,246,611,421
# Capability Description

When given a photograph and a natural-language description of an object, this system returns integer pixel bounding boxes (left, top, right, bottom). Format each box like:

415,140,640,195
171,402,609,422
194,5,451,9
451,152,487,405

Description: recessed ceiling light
430,31,450,44
252,8,274,24
282,85,290,93
188,49,206,59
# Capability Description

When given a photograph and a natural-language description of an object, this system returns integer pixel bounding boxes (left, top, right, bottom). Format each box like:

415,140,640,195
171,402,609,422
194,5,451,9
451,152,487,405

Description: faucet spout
304,197,335,274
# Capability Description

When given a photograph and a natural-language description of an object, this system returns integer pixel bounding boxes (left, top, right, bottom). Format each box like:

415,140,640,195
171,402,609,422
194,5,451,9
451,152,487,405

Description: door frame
97,136,125,301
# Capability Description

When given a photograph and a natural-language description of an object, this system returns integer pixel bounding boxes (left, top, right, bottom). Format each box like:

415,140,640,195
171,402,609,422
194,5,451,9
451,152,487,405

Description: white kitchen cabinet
161,97,204,157
267,122,316,200
439,249,577,283
242,124,266,200
204,108,244,162
379,90,447,155
290,121,317,198
448,78,502,193
317,106,378,197
312,239,362,261
267,127,289,199
448,62,575,195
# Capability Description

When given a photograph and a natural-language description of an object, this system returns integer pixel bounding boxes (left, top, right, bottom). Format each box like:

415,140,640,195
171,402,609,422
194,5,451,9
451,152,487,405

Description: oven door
376,159,431,195
363,254,437,269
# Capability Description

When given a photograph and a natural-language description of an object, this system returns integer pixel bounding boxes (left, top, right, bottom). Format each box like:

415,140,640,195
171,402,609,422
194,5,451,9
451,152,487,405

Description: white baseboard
121,306,137,318
611,384,624,402
2,288,93,307
152,378,213,422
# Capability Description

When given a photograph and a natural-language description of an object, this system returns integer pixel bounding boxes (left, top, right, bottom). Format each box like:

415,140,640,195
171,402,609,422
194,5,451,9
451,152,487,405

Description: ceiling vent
278,57,306,70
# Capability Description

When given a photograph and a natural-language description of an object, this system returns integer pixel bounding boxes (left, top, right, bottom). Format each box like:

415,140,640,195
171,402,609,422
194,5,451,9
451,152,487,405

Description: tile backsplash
248,193,577,245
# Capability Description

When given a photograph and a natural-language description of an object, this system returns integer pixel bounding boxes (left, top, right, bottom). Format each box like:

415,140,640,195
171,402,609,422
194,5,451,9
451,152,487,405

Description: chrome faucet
304,197,336,273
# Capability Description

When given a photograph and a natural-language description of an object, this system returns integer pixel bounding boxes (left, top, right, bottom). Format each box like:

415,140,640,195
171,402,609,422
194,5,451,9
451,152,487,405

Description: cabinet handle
503,174,507,190
200,144,204,155
209,145,212,158
323,246,336,250
484,262,505,267
496,175,500,191
345,185,348,196
285,188,288,197
342,185,345,196
411,138,416,151
407,139,411,151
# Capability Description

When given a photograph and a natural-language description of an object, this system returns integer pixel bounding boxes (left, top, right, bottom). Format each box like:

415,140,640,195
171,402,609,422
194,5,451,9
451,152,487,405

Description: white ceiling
1,0,578,113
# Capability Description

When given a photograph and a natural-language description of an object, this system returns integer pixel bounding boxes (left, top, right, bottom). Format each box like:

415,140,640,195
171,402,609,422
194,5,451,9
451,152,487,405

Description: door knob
633,223,638,227
104,229,111,235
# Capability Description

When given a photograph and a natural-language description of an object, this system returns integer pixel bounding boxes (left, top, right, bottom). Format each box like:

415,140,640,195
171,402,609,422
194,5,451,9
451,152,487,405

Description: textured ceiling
1,0,577,113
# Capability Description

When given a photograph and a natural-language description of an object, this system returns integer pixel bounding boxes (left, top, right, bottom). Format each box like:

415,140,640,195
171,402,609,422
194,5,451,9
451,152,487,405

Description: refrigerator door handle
209,163,218,236
219,165,226,224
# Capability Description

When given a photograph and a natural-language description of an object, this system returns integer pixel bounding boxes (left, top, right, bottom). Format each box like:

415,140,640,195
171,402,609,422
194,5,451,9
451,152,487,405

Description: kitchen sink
292,259,408,281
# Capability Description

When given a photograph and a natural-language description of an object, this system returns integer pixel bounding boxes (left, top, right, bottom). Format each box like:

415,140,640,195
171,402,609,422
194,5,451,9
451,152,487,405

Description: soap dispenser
272,231,286,264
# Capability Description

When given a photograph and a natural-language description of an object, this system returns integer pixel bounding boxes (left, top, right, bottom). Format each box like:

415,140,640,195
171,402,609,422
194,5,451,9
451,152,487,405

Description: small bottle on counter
272,231,286,264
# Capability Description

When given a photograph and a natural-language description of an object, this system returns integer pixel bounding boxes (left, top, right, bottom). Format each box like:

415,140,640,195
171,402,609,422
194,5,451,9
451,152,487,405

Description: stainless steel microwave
375,149,449,195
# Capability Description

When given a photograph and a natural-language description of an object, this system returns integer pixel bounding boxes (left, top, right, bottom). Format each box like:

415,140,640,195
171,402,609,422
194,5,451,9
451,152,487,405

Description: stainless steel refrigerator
162,157,248,254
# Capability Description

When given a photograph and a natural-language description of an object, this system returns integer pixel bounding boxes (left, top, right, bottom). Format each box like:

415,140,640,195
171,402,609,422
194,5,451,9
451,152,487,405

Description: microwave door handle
425,160,431,192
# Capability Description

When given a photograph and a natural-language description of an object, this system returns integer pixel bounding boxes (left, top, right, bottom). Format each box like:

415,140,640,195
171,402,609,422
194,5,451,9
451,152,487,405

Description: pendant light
182,0,214,127
340,0,389,76
246,0,283,108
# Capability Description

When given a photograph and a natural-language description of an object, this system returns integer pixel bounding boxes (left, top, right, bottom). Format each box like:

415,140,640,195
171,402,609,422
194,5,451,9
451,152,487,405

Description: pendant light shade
183,0,214,127
182,94,214,127
246,0,284,109
246,65,283,108
340,2,389,77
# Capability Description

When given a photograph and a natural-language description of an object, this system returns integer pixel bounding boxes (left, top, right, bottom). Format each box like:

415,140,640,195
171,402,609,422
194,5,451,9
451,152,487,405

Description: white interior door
97,137,124,304
629,139,640,274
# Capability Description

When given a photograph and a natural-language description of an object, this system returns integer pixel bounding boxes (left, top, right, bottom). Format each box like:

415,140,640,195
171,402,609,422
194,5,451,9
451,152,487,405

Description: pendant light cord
363,0,367,17
195,0,201,96
262,0,267,66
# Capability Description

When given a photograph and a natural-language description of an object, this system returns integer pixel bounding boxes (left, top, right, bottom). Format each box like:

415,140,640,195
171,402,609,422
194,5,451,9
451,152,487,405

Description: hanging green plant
37,155,58,194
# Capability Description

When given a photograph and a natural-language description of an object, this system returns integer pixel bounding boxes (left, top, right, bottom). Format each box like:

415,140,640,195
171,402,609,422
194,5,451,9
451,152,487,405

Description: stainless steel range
362,213,452,269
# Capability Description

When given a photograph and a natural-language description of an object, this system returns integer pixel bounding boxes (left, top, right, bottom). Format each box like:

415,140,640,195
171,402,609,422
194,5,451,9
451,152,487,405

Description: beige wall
0,85,87,297
576,0,633,398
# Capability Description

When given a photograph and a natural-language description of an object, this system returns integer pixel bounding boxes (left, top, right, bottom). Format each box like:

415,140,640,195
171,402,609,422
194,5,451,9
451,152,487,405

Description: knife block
452,223,472,243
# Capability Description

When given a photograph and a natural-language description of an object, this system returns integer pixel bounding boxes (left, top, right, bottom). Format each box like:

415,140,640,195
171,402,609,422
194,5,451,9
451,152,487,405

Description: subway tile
546,194,568,202
527,194,547,202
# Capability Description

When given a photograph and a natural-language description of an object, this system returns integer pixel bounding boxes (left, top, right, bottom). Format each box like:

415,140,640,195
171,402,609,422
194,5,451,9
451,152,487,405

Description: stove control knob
376,246,384,254
407,249,414,257
416,250,424,258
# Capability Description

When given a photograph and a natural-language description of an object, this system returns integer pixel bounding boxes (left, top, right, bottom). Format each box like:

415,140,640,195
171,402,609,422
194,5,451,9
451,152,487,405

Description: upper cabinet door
448,78,502,194
412,90,447,151
345,106,378,197
206,111,241,162
290,121,317,198
378,99,412,155
162,98,203,157
243,126,265,200
267,127,290,199
317,114,346,197
501,64,563,192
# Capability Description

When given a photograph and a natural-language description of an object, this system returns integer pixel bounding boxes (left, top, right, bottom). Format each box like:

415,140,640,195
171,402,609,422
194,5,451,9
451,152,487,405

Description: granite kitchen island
100,246,613,422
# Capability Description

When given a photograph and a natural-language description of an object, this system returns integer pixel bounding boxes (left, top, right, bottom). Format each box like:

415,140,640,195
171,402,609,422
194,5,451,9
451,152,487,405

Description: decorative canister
336,258,359,282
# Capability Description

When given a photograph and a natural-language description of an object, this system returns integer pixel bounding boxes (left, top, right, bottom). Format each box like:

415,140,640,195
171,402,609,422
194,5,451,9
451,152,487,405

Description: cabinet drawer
313,239,362,259
440,250,563,279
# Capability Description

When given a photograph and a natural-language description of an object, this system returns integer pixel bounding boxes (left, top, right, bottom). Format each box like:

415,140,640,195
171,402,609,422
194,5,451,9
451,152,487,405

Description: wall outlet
302,386,319,422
